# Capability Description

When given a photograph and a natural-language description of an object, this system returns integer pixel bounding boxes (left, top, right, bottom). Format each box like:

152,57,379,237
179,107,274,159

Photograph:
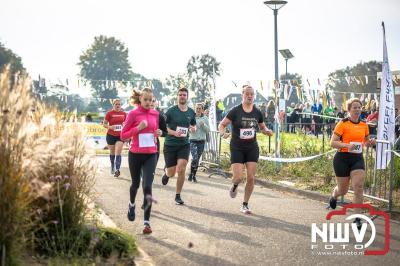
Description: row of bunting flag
37,73,400,92
36,74,400,107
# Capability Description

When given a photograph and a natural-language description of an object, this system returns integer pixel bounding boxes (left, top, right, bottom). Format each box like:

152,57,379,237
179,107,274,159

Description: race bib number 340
240,128,255,139
349,141,363,154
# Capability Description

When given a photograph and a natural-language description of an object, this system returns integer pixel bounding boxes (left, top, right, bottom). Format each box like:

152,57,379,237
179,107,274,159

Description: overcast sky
1,0,399,98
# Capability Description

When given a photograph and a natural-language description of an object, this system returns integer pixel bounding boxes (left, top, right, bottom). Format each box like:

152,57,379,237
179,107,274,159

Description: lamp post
279,48,294,126
264,1,287,81
264,0,287,160
279,49,294,80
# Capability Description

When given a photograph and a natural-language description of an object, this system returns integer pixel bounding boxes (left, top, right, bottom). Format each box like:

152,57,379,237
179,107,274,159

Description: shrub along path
94,155,400,266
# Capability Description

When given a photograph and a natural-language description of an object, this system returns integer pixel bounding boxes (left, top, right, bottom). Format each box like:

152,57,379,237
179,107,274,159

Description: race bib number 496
240,128,255,139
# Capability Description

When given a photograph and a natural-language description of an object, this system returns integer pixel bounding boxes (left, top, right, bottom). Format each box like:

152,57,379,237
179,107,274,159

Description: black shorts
333,152,365,177
230,145,260,164
164,144,190,168
106,134,123,145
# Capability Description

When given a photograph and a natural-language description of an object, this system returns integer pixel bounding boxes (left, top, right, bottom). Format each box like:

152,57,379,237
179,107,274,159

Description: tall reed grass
0,67,96,264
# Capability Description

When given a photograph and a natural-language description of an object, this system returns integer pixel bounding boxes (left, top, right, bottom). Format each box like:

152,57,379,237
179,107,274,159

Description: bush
0,68,36,265
0,68,97,263
93,227,137,259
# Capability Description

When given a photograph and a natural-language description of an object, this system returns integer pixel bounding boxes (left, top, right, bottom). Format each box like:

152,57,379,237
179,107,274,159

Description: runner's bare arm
330,133,353,150
218,117,231,138
258,123,273,136
167,127,182,137
364,135,376,146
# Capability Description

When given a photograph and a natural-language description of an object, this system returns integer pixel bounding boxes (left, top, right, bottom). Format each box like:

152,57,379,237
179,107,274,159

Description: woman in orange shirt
329,98,376,229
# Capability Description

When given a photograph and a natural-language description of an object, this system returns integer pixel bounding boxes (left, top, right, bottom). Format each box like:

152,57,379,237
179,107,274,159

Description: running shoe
192,176,197,183
127,203,135,221
111,168,115,175
175,194,184,205
229,184,238,198
240,204,252,214
161,173,170,185
114,169,120,178
188,174,193,182
143,223,152,234
329,197,337,209
354,218,362,231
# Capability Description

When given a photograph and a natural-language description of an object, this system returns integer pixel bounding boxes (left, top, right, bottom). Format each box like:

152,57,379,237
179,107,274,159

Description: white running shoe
240,204,252,214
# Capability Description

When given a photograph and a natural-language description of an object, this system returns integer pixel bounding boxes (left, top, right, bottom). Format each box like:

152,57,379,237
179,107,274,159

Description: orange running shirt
333,118,369,153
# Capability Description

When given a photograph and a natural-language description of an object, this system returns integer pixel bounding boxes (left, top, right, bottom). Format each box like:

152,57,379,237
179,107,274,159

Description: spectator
366,107,379,136
265,100,276,131
302,102,312,133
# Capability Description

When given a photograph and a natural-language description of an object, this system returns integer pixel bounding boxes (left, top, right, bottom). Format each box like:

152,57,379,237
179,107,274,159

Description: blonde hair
129,87,153,105
195,102,204,109
112,99,121,105
346,98,363,112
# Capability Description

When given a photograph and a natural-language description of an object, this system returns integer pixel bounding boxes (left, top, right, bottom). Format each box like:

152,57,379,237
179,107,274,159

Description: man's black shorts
164,144,190,168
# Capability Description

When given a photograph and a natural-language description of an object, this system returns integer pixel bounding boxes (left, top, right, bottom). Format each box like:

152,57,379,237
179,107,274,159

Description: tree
186,54,221,102
164,73,189,106
0,42,26,79
326,61,382,107
78,36,133,110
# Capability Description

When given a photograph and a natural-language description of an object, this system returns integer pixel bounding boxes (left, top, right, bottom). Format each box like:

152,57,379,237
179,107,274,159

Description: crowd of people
101,86,398,235
258,98,400,138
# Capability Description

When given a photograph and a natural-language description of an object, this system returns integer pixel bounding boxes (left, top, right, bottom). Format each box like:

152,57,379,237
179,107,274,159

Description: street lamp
279,49,294,80
264,1,287,81
264,0,287,161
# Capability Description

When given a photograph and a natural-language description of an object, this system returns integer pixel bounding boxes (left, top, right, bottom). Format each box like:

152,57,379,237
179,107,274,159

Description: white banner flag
208,83,217,131
376,22,396,170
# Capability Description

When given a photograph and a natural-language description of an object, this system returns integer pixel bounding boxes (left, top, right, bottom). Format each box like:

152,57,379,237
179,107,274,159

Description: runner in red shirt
102,99,127,177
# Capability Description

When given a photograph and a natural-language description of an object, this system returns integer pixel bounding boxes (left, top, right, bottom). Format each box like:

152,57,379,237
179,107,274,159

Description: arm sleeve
203,117,210,133
226,108,235,121
159,113,168,137
333,121,344,137
190,113,196,126
258,109,264,123
104,112,110,122
120,111,139,140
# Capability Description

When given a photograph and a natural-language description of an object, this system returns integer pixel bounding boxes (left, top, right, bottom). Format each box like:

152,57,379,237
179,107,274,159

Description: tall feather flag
376,22,396,170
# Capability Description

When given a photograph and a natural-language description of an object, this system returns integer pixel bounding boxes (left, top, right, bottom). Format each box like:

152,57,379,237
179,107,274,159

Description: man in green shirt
162,88,196,205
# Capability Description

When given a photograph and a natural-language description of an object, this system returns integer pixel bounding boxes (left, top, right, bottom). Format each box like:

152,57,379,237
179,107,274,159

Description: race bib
176,126,188,137
139,133,155,148
349,141,363,154
240,128,255,139
114,125,122,131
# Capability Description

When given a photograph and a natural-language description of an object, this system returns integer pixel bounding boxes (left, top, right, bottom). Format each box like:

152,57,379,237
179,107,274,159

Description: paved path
94,155,400,266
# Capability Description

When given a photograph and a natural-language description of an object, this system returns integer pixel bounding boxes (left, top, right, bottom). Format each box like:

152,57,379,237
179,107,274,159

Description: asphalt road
94,155,400,266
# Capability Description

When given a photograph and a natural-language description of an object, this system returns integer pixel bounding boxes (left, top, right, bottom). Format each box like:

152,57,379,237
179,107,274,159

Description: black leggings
128,152,157,221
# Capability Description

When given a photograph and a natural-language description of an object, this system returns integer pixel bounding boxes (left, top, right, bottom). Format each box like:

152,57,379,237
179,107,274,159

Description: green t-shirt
165,105,196,146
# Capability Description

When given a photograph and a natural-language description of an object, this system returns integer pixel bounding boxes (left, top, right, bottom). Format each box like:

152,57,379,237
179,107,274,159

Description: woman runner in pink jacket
121,87,162,234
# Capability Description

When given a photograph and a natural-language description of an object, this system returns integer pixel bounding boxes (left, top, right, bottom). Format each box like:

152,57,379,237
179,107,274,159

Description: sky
1,0,399,99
